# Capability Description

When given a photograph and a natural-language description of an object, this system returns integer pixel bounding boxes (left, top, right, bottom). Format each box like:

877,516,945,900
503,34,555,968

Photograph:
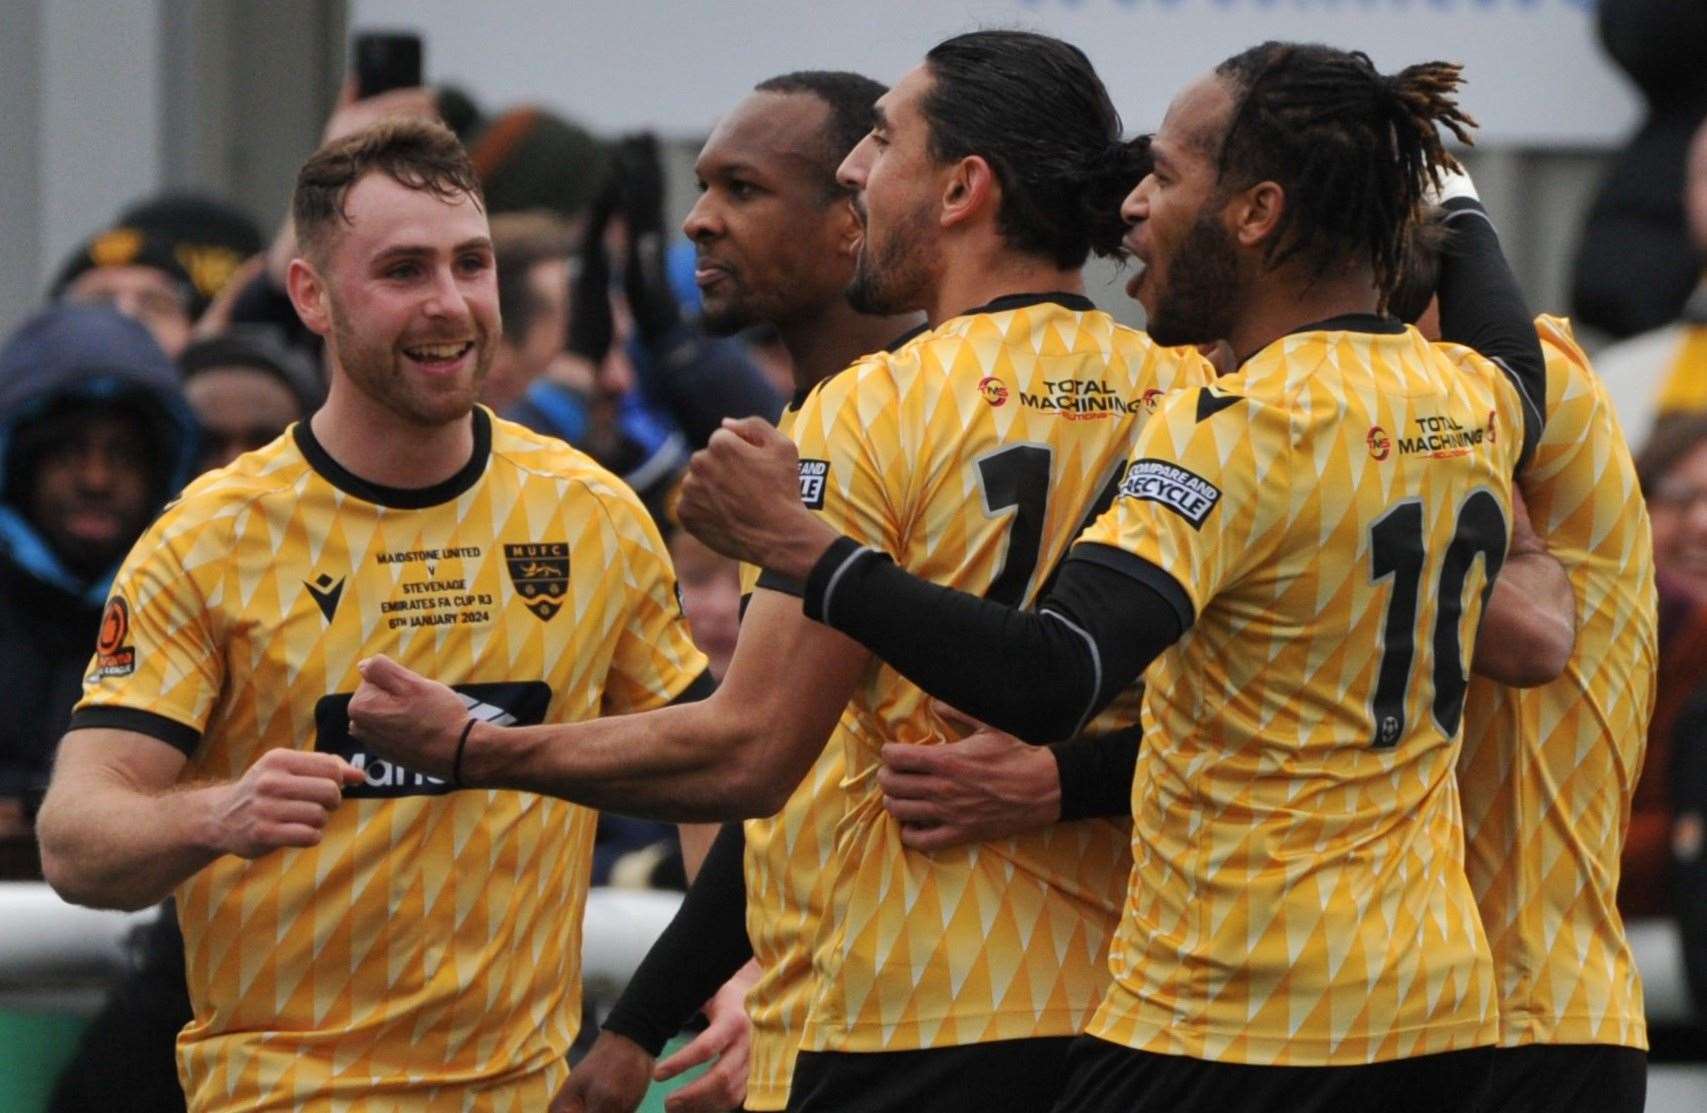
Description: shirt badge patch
1118,458,1223,530
92,595,136,678
504,542,570,621
797,459,829,510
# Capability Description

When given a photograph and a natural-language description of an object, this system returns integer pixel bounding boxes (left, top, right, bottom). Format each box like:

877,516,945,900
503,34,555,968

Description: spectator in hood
0,305,197,832
51,227,201,359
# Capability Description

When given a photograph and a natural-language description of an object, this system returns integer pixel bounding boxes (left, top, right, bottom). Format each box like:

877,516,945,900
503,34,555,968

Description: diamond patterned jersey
71,408,707,1112
1078,322,1527,1065
1457,316,1656,1050
775,295,1215,1054
737,399,851,1111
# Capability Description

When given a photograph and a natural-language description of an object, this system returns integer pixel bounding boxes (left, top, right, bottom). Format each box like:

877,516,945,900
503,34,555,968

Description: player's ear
940,155,995,231
1229,180,1285,251
286,255,333,337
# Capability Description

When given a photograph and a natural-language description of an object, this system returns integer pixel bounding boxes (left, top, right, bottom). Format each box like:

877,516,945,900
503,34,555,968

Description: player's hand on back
678,416,838,581
550,1030,657,1113
879,702,1061,852
347,655,469,780
211,749,364,858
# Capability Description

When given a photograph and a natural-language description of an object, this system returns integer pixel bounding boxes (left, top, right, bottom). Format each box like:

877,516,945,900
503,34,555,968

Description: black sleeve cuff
669,670,717,707
1050,726,1141,822
1065,543,1196,632
802,535,882,625
66,707,202,757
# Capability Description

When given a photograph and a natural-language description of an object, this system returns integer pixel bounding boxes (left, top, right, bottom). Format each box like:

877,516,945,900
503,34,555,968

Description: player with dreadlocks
668,42,1570,1112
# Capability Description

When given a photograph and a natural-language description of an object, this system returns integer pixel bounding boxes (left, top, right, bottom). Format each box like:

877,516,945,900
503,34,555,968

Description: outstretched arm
348,589,867,821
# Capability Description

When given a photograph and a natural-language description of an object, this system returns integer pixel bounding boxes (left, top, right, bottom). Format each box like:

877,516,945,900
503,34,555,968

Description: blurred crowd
3,3,1707,1106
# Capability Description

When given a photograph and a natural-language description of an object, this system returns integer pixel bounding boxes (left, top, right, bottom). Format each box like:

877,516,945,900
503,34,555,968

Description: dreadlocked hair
1213,42,1477,309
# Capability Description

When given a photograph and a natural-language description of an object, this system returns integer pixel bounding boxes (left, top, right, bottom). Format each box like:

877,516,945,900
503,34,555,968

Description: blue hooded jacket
0,305,197,798
0,305,198,604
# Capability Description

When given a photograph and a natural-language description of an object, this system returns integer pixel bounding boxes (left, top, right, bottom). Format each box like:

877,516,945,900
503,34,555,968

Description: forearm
38,777,224,911
1436,197,1546,470
1472,550,1576,686
604,822,754,1054
803,539,1175,743
462,696,801,821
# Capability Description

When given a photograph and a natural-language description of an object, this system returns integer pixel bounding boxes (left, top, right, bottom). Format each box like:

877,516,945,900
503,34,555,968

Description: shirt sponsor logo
1395,413,1491,459
92,596,136,678
797,458,828,510
503,542,569,621
1118,458,1223,529
1018,378,1148,420
1368,425,1392,461
315,681,551,799
978,376,1009,407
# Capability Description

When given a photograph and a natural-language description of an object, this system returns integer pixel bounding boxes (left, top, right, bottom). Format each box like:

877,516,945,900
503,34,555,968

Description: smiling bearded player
37,118,713,1112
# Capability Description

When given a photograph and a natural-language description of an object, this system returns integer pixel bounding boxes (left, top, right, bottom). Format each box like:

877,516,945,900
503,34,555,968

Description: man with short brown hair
38,117,713,1112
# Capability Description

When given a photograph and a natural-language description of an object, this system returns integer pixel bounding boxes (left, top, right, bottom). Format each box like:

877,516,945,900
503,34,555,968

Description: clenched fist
211,748,365,858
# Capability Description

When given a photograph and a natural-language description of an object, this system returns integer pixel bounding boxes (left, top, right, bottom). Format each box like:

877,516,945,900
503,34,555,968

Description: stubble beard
846,201,934,317
330,304,489,429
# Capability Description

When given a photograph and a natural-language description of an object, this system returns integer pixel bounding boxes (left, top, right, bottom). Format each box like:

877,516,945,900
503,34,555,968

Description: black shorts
1050,1036,1497,1113
786,1036,1076,1113
1476,1043,1645,1113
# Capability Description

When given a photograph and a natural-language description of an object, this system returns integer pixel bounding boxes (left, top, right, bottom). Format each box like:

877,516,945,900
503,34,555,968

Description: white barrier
0,882,682,1016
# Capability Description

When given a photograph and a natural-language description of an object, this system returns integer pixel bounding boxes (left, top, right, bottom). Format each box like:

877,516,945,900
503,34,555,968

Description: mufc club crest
504,542,570,621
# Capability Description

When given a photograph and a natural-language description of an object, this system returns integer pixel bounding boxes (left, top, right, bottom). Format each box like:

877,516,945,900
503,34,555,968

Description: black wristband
450,718,477,788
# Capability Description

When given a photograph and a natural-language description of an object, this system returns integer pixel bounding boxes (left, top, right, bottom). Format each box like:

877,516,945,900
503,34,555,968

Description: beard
329,303,491,428
846,198,934,317
1144,210,1244,349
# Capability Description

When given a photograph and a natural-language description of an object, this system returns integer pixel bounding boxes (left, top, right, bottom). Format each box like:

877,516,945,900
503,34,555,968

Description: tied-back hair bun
1075,135,1154,259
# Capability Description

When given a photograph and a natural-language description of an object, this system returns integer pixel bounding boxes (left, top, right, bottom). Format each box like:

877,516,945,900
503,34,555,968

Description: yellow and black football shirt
1457,316,1657,1050
1075,318,1526,1065
72,408,709,1113
761,293,1214,1054
738,398,851,1110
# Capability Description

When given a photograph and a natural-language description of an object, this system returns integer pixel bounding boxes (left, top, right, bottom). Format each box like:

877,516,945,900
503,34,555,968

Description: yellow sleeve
757,363,904,595
1076,386,1291,625
597,483,712,716
70,512,225,755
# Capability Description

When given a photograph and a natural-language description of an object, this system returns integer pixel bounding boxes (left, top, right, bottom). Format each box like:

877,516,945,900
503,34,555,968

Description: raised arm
37,730,361,911
1433,183,1547,472
673,417,1182,744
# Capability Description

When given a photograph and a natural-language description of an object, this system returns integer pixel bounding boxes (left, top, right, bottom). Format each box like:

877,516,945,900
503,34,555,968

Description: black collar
1238,313,1407,366
952,291,1096,323
295,407,491,509
1286,312,1406,338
